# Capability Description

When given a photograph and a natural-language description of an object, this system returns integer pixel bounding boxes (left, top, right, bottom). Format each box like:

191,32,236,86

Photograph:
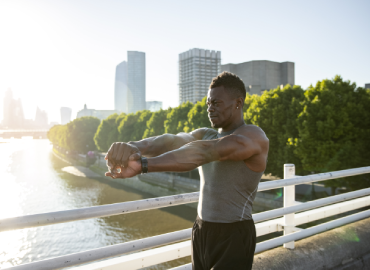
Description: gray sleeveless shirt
197,128,264,223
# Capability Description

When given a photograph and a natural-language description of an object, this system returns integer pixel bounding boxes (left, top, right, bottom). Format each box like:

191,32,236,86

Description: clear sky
0,0,369,123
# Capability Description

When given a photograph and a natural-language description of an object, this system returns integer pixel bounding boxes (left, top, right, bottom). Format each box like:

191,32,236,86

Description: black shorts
191,216,256,270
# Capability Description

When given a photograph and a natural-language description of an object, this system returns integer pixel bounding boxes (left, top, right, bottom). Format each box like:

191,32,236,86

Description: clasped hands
104,142,142,179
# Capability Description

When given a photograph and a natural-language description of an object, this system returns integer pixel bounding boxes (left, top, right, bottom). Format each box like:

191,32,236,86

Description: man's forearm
128,134,176,157
147,140,218,172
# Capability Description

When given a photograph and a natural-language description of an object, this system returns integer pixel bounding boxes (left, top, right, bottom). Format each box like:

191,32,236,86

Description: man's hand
105,142,141,169
105,159,142,179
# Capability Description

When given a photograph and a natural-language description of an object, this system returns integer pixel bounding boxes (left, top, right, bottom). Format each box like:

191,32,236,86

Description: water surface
0,139,196,269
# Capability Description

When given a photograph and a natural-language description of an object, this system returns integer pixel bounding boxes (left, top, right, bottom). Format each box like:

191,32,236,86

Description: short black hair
209,71,246,101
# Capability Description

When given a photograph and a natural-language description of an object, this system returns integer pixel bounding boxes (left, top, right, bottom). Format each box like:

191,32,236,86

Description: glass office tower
127,51,146,114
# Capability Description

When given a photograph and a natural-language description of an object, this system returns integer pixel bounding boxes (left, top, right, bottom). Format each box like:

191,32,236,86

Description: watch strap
141,156,148,174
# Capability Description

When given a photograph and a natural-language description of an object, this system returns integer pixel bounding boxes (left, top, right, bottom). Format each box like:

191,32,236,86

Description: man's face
207,86,237,128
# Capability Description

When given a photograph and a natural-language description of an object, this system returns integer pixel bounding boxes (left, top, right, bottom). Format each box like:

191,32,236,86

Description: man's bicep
217,134,261,162
170,128,206,151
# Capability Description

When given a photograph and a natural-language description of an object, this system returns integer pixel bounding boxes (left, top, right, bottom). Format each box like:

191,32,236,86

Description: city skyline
0,1,369,123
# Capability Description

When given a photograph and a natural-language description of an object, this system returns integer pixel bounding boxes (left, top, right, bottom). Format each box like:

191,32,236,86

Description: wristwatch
141,156,148,174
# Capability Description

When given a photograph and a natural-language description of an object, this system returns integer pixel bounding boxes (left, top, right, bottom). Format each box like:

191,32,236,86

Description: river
0,139,196,269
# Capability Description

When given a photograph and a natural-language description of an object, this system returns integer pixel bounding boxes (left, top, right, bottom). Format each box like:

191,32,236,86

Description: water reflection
0,139,196,269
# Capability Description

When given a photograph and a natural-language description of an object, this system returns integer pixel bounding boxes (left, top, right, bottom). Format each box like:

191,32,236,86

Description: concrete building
76,104,119,121
114,61,128,113
60,107,72,125
146,101,163,112
221,60,295,95
127,51,146,114
365,83,370,89
179,48,221,104
2,88,25,129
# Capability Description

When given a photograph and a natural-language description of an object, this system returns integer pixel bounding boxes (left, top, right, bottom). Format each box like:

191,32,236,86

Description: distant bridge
0,130,48,139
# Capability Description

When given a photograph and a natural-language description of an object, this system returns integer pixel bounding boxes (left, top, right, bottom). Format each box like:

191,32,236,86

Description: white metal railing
1,165,370,270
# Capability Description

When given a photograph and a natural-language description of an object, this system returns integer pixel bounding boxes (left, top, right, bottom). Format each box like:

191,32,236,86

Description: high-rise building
179,48,221,104
114,52,146,114
221,60,295,95
2,88,24,129
60,107,72,125
35,107,48,128
146,101,163,112
127,51,146,114
365,83,370,89
114,61,128,112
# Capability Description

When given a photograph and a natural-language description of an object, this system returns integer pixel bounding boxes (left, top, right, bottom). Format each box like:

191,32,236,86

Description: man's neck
218,120,245,133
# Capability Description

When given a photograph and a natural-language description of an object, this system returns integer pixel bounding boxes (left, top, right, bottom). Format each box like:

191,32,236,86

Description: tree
117,113,139,142
94,113,120,152
143,108,171,138
66,117,101,153
244,85,306,178
292,76,370,191
184,97,211,132
132,110,153,141
164,102,194,134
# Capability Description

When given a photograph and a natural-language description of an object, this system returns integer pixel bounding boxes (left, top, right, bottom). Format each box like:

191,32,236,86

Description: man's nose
207,106,214,113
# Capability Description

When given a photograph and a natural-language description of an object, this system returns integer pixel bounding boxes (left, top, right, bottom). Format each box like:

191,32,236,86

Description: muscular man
105,72,269,269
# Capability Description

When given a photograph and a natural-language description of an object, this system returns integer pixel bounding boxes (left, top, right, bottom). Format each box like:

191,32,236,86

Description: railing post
283,163,295,249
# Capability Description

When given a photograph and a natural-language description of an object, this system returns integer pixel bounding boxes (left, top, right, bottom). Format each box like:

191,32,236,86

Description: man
105,71,269,269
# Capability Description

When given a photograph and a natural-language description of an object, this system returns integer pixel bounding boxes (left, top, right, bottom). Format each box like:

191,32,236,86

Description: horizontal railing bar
0,193,199,232
6,191,370,270
254,187,370,223
255,209,370,253
3,229,192,270
1,167,369,233
258,166,370,191
169,209,370,270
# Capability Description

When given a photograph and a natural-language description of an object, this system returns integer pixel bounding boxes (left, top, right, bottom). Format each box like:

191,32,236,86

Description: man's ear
236,97,244,109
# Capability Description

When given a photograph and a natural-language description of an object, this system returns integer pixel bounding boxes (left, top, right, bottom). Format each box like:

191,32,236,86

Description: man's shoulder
189,127,216,140
235,125,269,144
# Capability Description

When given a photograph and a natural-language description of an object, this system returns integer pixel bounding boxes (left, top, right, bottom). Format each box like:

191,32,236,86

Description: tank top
197,128,264,223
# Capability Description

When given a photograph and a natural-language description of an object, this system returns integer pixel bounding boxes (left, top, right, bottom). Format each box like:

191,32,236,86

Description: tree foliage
65,117,101,153
184,97,211,132
291,76,370,190
165,102,194,134
244,85,306,178
143,108,171,138
94,113,121,152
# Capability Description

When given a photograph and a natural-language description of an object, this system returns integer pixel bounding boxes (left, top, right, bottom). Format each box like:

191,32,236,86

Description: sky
0,0,369,123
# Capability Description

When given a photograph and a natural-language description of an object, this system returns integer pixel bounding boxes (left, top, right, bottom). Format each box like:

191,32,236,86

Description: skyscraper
60,107,72,125
34,107,48,128
127,51,146,114
179,48,221,104
2,88,25,129
114,52,146,114
114,61,128,112
221,60,295,95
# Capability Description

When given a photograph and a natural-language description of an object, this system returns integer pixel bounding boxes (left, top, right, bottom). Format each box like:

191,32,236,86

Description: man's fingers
129,153,141,161
116,143,126,163
111,143,120,160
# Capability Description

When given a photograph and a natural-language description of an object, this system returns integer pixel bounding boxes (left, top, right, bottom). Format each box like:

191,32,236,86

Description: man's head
207,72,246,129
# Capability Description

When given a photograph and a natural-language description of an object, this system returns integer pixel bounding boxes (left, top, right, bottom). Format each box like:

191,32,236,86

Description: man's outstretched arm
107,127,269,178
148,131,266,173
105,128,206,169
